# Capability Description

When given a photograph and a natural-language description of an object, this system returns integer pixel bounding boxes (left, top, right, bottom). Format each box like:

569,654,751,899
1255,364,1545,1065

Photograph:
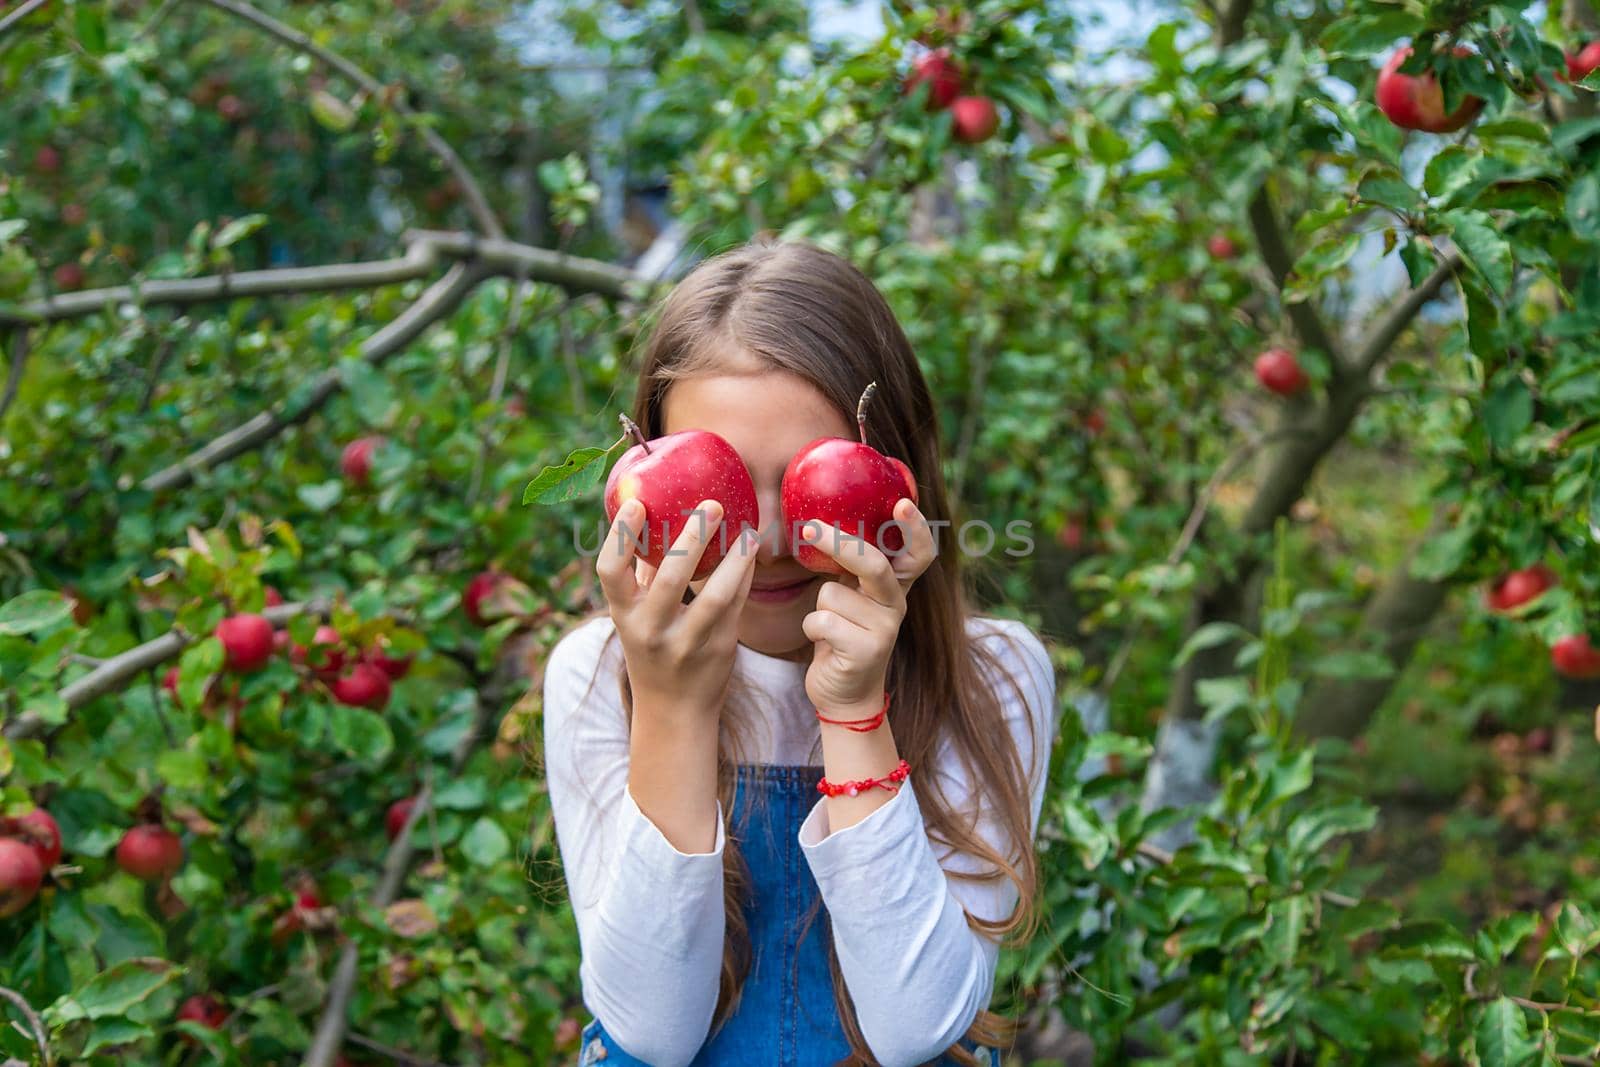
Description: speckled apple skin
1375,47,1483,133
781,438,919,575
604,430,759,580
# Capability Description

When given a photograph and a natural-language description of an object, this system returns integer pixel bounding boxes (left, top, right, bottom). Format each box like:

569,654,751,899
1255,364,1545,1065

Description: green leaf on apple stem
522,442,621,506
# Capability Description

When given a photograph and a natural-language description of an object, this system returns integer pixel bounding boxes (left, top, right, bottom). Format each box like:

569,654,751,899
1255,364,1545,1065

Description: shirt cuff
797,779,921,884
592,785,726,962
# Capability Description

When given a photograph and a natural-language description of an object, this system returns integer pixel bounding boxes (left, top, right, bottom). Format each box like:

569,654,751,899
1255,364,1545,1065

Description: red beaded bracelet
816,758,911,798
815,691,891,733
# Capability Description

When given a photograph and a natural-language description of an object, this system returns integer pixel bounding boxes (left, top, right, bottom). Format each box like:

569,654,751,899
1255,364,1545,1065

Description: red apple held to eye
1551,634,1600,679
116,824,184,881
386,797,417,841
1484,564,1556,613
0,840,44,918
331,662,391,711
782,383,919,576
341,436,384,486
11,809,62,870
1254,347,1308,396
904,48,963,111
603,415,760,581
1565,42,1600,84
1375,46,1485,133
950,95,1000,143
216,613,275,672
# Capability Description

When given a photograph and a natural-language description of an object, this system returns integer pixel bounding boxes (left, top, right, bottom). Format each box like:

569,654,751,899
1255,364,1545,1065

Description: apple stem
618,413,651,454
856,382,878,446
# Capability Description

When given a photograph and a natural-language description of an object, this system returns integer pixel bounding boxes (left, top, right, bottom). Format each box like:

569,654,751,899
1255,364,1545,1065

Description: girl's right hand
595,498,759,722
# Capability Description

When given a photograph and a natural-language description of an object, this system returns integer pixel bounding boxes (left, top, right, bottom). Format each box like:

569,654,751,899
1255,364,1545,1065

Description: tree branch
0,986,50,1067
407,230,653,301
0,329,29,424
196,0,504,240
139,262,489,494
1246,188,1345,365
1350,253,1463,375
0,0,50,38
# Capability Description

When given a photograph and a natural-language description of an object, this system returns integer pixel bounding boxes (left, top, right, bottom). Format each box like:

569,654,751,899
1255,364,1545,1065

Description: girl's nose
752,485,790,563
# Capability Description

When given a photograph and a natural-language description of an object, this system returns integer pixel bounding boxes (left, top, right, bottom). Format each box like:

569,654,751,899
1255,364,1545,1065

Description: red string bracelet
817,758,910,798
815,691,891,733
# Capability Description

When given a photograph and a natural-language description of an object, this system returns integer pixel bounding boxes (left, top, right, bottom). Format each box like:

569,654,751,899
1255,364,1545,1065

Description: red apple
176,993,228,1041
61,202,87,226
1057,520,1086,552
950,95,1000,143
216,94,246,122
385,797,417,841
271,883,326,942
781,383,919,576
1207,233,1239,260
291,624,346,678
263,585,284,607
1484,564,1557,613
904,48,963,111
162,666,181,698
116,824,184,881
1375,46,1485,133
331,662,391,711
1565,42,1600,84
1254,348,1308,396
216,613,275,672
340,436,384,486
53,263,85,292
1551,634,1600,679
33,145,61,174
0,839,44,918
364,639,413,680
8,809,62,870
603,416,760,581
462,571,506,627
1084,409,1107,436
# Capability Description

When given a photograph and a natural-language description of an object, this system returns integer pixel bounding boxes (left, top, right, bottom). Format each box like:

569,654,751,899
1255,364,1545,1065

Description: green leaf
296,480,344,513
460,816,511,867
1284,230,1363,303
1424,146,1480,202
75,3,108,55
1357,172,1418,213
156,748,208,791
1568,171,1600,242
1320,12,1422,56
1197,676,1253,725
1175,621,1250,667
212,214,268,250
1386,920,1475,960
1483,377,1534,452
84,1017,155,1055
1409,512,1479,581
1445,209,1513,296
523,444,619,506
1475,997,1538,1067
1476,912,1539,963
1308,649,1395,680
329,704,394,764
309,89,357,132
45,957,180,1024
0,590,73,636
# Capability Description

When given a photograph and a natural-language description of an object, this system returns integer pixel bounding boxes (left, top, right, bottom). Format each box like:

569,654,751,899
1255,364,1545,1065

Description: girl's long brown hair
547,237,1045,1067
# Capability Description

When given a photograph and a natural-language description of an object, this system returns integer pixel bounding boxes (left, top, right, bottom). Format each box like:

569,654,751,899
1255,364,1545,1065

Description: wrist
815,688,889,725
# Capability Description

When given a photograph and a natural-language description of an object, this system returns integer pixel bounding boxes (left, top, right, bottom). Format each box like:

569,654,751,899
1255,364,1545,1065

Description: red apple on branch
1551,634,1600,679
0,840,44,918
1565,42,1600,84
603,415,760,581
1375,46,1485,133
216,613,275,672
904,48,963,111
291,624,346,679
175,994,228,1043
331,662,392,711
33,145,61,174
364,638,414,680
1484,564,1557,613
1254,348,1308,396
386,797,417,841
116,824,184,881
341,436,384,486
462,571,507,626
52,263,85,292
6,809,62,870
950,95,1000,143
1207,233,1239,260
782,383,918,576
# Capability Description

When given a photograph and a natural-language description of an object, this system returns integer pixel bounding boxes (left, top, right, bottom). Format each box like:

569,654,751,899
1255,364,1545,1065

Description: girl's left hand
798,498,937,718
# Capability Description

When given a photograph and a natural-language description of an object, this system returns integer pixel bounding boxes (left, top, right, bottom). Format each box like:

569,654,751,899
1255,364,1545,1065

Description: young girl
542,238,1057,1067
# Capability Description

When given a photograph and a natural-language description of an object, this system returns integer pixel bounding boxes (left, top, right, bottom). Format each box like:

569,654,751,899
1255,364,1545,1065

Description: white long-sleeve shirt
542,612,1057,1067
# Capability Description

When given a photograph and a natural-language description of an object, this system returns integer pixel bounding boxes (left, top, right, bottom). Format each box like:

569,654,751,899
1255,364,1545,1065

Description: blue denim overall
579,764,992,1067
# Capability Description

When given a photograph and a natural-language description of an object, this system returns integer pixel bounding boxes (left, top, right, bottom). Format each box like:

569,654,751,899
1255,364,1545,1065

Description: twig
1132,840,1361,908
218,982,282,1029
346,1032,455,1067
0,985,51,1067
136,0,183,38
1349,253,1463,375
466,275,540,504
196,0,503,240
0,0,50,38
0,329,29,425
139,263,488,495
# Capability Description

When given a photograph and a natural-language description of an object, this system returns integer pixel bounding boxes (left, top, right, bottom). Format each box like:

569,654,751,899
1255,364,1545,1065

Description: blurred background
2,0,1600,1063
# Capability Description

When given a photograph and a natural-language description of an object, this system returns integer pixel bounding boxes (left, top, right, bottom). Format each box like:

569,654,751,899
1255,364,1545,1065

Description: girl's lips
749,576,816,604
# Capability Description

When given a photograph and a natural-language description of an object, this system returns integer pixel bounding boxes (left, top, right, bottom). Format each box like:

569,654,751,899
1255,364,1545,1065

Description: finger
801,608,868,649
642,500,724,616
799,520,903,610
687,527,760,623
595,499,647,609
816,576,899,632
886,498,937,590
